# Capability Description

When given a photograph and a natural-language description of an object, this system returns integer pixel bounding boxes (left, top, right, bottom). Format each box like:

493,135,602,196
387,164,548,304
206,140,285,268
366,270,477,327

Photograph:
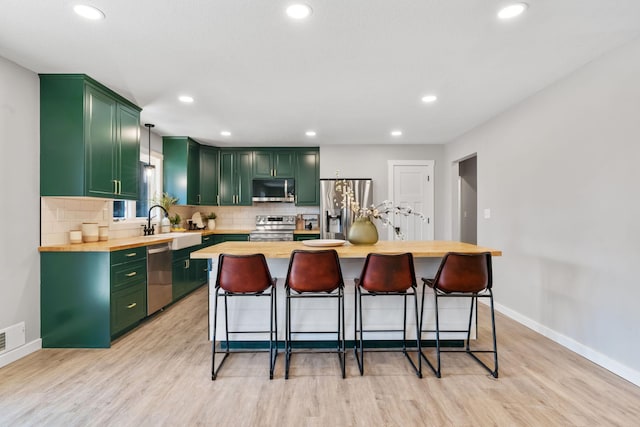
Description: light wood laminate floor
1,286,639,426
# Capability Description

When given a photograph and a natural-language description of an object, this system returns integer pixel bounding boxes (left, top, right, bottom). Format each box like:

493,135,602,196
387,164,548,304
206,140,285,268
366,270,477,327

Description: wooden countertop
39,235,174,252
38,229,253,253
209,229,252,234
190,240,502,259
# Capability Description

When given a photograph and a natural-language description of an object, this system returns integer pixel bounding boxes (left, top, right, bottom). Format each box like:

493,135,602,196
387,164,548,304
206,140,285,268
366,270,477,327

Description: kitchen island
191,240,502,343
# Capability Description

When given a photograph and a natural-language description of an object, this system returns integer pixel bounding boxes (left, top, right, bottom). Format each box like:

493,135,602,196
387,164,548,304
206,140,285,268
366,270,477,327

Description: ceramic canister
81,222,99,243
69,230,83,244
99,226,109,241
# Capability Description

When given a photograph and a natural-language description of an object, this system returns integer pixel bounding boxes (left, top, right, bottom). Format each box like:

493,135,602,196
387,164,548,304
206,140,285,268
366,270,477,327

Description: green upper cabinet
164,138,219,206
295,149,320,206
219,150,253,205
163,136,200,205
116,104,141,199
199,145,219,206
253,149,295,178
40,74,142,200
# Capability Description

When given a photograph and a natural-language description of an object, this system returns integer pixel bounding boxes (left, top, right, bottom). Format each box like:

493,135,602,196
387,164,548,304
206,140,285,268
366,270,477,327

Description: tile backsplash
40,197,319,246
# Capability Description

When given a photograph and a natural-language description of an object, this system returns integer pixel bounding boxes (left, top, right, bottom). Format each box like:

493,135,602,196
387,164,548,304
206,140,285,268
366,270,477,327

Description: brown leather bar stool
211,253,278,380
354,253,422,378
284,249,345,379
420,252,498,378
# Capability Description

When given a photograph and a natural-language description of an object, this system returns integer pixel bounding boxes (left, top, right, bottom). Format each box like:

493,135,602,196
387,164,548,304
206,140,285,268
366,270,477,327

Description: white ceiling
1,1,640,146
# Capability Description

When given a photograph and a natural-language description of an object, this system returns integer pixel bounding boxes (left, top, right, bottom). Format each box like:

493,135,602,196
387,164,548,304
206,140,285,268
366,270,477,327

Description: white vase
208,219,216,230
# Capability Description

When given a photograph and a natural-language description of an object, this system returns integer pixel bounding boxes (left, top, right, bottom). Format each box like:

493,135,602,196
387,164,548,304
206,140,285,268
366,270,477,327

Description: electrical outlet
483,208,491,219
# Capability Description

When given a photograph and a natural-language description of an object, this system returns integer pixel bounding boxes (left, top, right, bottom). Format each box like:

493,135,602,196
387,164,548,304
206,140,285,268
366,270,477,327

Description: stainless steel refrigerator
320,178,373,240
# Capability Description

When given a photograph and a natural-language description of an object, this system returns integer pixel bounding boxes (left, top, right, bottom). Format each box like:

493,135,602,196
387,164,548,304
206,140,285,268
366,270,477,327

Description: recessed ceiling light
497,3,528,20
178,95,194,103
391,130,403,137
305,130,317,137
421,94,438,104
220,131,231,137
73,5,105,20
286,4,313,20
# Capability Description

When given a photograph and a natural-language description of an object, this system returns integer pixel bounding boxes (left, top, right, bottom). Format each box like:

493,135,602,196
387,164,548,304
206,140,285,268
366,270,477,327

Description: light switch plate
483,208,491,219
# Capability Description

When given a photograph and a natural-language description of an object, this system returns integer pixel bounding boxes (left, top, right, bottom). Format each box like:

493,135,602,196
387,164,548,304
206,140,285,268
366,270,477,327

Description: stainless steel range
249,215,296,241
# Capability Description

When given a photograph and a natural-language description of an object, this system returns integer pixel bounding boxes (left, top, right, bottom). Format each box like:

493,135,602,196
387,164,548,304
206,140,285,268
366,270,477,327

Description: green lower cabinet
41,249,147,348
172,250,190,301
212,233,250,244
172,245,208,302
110,284,147,337
294,233,320,241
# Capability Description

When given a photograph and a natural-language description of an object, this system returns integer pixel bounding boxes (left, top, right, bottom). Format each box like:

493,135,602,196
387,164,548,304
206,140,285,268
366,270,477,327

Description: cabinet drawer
111,284,146,336
111,259,147,291
111,247,146,265
201,235,215,247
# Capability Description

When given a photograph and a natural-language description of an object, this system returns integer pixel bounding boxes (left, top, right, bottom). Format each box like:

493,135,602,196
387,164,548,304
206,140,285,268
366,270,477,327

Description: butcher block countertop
190,240,502,259
38,229,253,253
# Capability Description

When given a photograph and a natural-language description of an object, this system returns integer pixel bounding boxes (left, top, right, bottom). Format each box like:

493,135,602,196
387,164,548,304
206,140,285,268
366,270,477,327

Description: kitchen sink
167,232,202,250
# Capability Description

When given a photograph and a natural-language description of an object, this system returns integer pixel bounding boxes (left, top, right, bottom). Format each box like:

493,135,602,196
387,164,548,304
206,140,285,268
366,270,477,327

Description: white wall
0,56,41,366
320,144,445,239
444,37,640,385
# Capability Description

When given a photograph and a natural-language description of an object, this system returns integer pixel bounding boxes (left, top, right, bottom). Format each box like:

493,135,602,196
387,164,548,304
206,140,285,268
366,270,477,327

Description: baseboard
494,302,640,387
0,339,42,369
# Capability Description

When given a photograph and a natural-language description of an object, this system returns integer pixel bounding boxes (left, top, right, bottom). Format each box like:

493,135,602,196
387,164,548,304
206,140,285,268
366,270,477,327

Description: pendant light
144,123,156,176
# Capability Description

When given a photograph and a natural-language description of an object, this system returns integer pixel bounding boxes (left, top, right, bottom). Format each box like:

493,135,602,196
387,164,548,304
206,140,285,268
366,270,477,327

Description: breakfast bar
191,240,502,343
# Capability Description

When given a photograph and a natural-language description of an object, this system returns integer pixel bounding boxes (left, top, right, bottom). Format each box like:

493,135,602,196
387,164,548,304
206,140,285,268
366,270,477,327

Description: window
114,152,163,220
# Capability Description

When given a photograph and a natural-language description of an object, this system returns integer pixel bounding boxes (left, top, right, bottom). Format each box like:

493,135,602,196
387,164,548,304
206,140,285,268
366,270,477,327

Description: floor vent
0,322,25,354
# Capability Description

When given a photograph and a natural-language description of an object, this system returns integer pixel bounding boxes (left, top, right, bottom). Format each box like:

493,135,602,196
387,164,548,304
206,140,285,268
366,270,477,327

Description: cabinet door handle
113,180,118,194
125,252,137,257
184,260,190,269
217,195,220,205
125,272,137,277
118,180,121,195
127,303,137,309
274,169,277,177
197,194,201,204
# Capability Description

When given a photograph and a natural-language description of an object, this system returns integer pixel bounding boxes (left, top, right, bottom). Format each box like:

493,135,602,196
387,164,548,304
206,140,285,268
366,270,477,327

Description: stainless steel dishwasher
147,243,172,315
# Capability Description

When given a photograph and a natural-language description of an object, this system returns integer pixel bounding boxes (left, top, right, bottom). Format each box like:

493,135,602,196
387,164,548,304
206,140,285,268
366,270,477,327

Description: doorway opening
457,155,477,244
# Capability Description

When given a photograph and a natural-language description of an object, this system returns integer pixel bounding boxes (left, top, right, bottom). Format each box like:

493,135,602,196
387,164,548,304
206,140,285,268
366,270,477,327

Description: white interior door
388,160,434,240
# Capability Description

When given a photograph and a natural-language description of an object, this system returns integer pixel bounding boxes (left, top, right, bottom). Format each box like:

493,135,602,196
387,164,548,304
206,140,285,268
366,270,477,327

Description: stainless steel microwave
252,178,295,203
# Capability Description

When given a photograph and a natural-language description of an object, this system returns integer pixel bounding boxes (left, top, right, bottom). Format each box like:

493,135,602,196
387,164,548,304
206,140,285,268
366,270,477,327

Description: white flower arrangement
334,172,426,240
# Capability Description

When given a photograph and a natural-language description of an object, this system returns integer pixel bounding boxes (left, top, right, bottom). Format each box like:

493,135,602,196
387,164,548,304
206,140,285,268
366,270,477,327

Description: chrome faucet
144,204,169,236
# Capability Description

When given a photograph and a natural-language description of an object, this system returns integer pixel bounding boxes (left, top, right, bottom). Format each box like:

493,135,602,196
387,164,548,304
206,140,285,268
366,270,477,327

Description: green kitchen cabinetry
172,244,209,301
163,137,219,206
193,234,217,288
163,136,201,205
219,150,253,205
41,247,147,348
294,149,320,206
40,74,141,200
212,233,250,244
199,145,219,205
294,233,320,241
253,149,295,178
